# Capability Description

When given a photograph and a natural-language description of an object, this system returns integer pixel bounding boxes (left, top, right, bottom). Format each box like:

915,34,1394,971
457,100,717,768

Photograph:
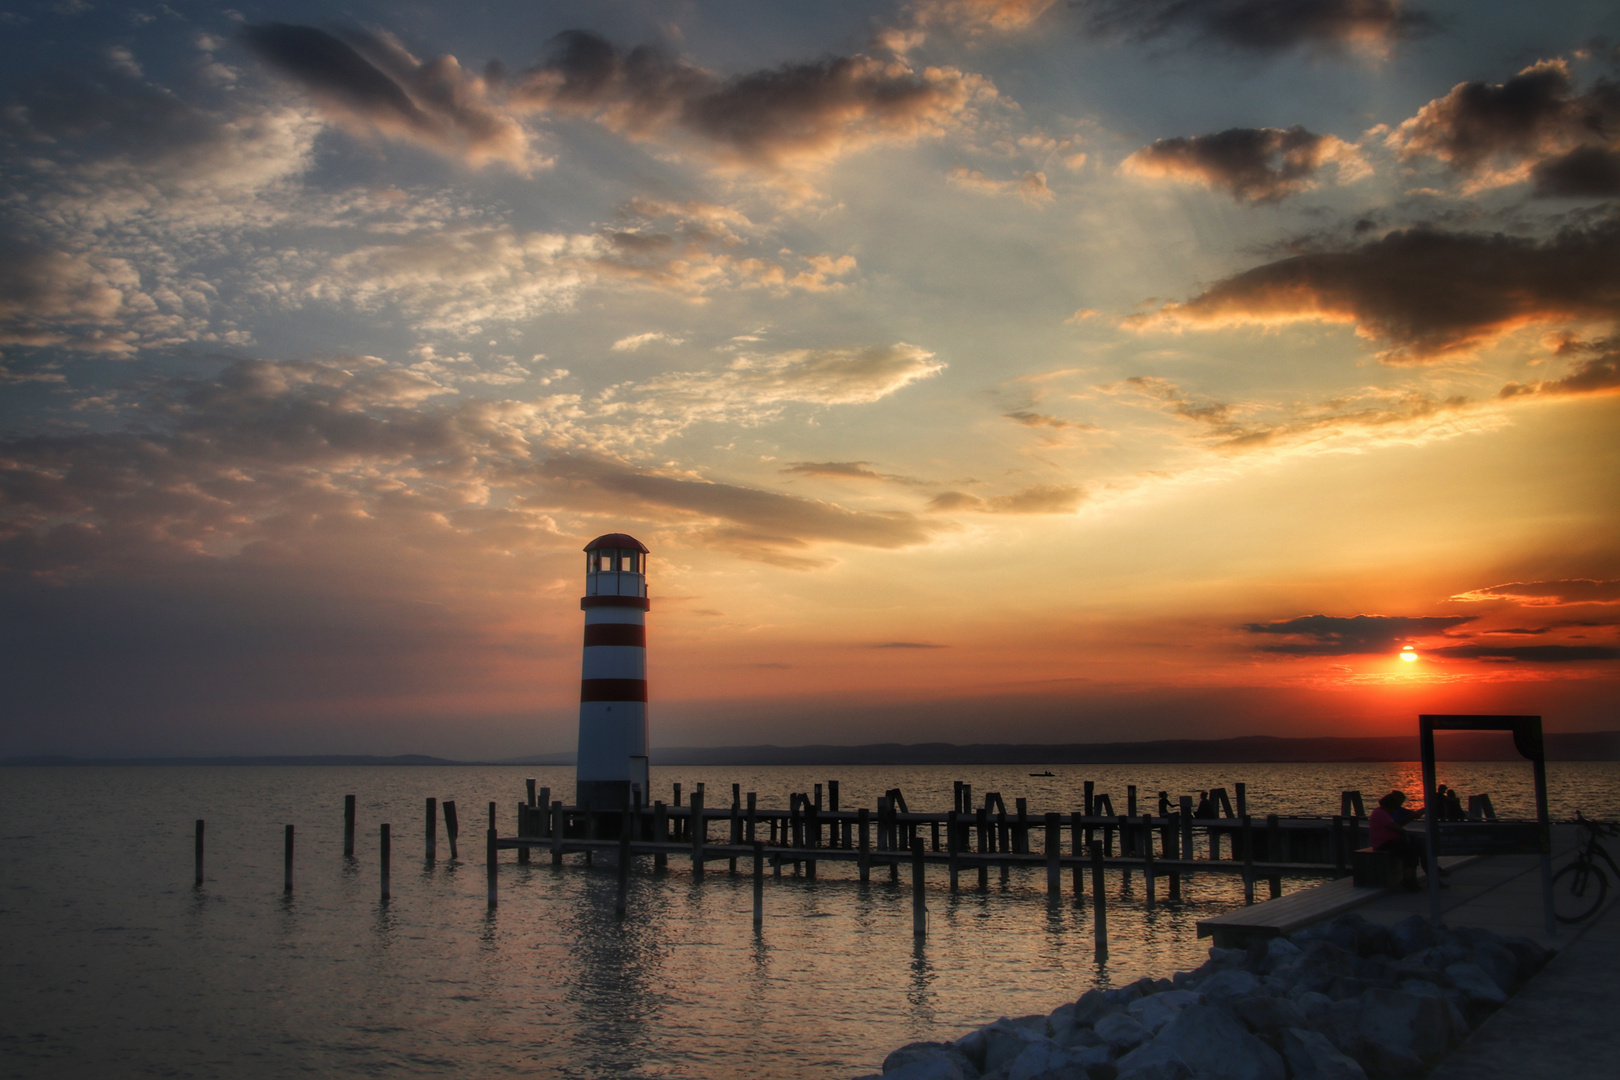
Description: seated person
1368,790,1442,890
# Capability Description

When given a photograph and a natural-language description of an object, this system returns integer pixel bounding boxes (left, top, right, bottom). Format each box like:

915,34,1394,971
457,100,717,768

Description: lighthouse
576,533,651,810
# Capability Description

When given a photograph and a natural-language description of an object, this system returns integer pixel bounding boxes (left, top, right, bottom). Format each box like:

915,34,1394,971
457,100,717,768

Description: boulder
1229,991,1307,1037
1289,989,1335,1023
956,1019,1050,1075
1114,1041,1193,1080
1094,1011,1150,1053
1501,936,1552,982
1262,937,1304,973
1128,989,1200,1034
1387,915,1433,958
1443,962,1508,1007
1355,988,1451,1076
1280,1027,1368,1080
1150,1004,1286,1080
1007,1040,1102,1080
1196,968,1261,1000
1469,940,1518,995
1072,989,1114,1028
884,1042,978,1079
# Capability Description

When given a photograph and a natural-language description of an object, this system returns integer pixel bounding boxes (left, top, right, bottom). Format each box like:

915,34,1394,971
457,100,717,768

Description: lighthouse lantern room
576,533,651,810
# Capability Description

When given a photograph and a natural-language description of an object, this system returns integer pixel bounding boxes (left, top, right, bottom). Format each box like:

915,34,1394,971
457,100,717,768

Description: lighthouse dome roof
583,532,649,553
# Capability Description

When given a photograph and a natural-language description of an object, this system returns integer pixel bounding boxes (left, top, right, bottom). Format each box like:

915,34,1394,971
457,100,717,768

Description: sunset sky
2,0,1617,758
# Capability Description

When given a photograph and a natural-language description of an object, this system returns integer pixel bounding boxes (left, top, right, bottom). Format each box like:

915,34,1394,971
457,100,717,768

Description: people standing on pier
1369,790,1440,891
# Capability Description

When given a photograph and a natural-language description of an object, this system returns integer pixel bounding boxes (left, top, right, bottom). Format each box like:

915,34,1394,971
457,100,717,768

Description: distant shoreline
7,730,1618,767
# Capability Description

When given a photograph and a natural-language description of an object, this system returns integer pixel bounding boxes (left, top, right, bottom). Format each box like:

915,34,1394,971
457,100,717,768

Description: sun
1400,646,1418,662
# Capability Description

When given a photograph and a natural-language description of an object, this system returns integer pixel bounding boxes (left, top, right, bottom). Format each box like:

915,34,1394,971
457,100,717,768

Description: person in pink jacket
1369,790,1437,891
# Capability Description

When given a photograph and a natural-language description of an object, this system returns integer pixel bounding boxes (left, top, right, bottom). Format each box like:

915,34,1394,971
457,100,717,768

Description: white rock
1094,1011,1150,1052
1151,1004,1286,1080
1280,1027,1368,1080
1115,1041,1194,1080
1128,989,1200,1034
1196,968,1261,1000
1007,1041,1098,1080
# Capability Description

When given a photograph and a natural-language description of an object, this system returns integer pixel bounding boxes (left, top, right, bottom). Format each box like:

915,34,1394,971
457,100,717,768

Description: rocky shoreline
858,912,1551,1080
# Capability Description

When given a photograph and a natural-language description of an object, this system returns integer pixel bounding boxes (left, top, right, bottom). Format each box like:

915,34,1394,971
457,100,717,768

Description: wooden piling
745,792,757,844
526,778,536,807
828,780,840,815
1090,842,1107,958
194,819,204,886
653,801,667,871
1241,815,1255,906
1141,814,1155,908
1178,795,1194,870
380,823,391,901
486,826,497,909
947,810,960,892
444,800,459,860
343,795,356,858
283,823,294,894
615,816,630,919
1235,782,1247,819
1127,784,1138,818
1266,813,1282,899
690,788,705,877
1070,812,1084,903
1167,810,1182,902
858,807,871,883
537,788,550,833
975,807,989,890
912,838,927,938
426,797,438,862
516,802,529,865
753,841,764,928
1084,780,1094,816
1045,813,1061,901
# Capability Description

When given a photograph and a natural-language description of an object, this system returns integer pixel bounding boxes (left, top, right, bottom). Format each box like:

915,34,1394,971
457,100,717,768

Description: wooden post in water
729,785,741,875
551,800,564,865
1015,798,1029,855
526,778,536,807
653,801,668,871
1235,782,1247,819
1141,814,1155,909
1266,813,1282,899
947,810,960,892
690,788,705,878
426,798,437,862
1045,813,1061,901
615,814,630,919
1241,815,1255,906
858,808,871,883
1090,842,1107,959
486,826,497,909
975,808,990,890
283,824,294,894
1070,812,1084,904
343,795,356,858
1167,809,1182,902
1127,785,1138,818
537,788,550,835
745,792,757,844
194,819,205,887
516,803,529,865
444,800,459,860
380,823,391,901
912,838,927,938
1178,796,1194,873
1084,780,1094,816
753,841,765,928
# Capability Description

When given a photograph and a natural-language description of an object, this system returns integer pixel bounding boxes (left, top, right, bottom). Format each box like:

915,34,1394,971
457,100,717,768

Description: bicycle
1553,812,1620,923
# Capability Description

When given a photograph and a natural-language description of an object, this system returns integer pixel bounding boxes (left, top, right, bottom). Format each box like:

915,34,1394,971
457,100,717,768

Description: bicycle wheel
1552,860,1607,923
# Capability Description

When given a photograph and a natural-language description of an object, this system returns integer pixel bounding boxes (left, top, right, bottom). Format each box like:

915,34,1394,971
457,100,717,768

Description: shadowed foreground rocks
856,913,1551,1080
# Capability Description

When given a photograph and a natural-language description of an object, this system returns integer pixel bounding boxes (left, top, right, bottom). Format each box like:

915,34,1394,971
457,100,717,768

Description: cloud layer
1124,126,1364,202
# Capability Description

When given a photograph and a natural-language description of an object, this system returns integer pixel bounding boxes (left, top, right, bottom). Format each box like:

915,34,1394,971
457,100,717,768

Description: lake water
4,760,1617,1079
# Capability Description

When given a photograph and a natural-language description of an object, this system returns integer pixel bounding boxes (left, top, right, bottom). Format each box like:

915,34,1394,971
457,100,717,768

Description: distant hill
13,731,1615,767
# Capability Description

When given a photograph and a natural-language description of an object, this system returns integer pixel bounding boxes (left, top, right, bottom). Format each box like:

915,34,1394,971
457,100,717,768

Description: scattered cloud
1129,215,1620,363
611,331,685,351
1450,579,1620,606
1499,336,1620,399
1388,59,1620,195
868,640,949,648
928,484,1085,514
947,167,1054,204
1123,126,1367,203
1242,614,1475,654
241,22,543,170
1426,643,1620,662
1074,0,1432,56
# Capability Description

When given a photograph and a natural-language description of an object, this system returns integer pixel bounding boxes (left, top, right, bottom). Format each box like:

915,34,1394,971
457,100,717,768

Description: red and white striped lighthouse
576,533,651,810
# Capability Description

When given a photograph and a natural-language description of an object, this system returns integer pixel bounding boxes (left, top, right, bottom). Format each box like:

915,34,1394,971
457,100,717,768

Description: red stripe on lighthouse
583,623,646,647
580,678,649,702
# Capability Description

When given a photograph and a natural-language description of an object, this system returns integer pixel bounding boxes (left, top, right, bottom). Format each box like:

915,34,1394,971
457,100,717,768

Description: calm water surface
3,761,1617,1079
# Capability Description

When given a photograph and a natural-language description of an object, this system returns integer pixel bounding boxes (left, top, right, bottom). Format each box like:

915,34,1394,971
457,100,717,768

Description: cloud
1123,126,1366,203
611,331,685,351
1425,643,1620,662
0,241,142,355
1130,215,1620,362
782,462,885,480
927,484,1085,514
241,23,541,169
512,30,994,175
947,167,1054,205
1242,614,1475,654
1074,0,1432,56
1450,579,1620,606
1387,60,1620,194
869,640,949,648
1499,337,1620,399
1004,411,1095,431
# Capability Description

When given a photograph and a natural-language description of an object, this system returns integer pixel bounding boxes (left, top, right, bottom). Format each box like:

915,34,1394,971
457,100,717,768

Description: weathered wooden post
551,800,564,865
516,802,529,865
1084,780,1095,817
1015,798,1029,855
947,810,960,892
426,798,438,862
753,841,765,928
975,807,990,890
1266,813,1282,899
1045,813,1061,901
1179,795,1194,872
858,807,871,883
1241,815,1255,906
690,787,705,877
343,795,356,858
1235,782,1247,819
443,800,459,860
283,824,294,894
537,788,551,835
194,819,205,887
526,778,537,807
1127,785,1138,818
1090,842,1107,958
745,792,757,844
653,801,668,871
486,826,498,909
912,838,927,938
1070,811,1084,903
1167,810,1181,902
380,823,391,901
1141,814,1155,909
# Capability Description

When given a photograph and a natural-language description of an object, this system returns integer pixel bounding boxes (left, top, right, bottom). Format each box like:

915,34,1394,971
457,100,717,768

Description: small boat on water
1029,770,1056,777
